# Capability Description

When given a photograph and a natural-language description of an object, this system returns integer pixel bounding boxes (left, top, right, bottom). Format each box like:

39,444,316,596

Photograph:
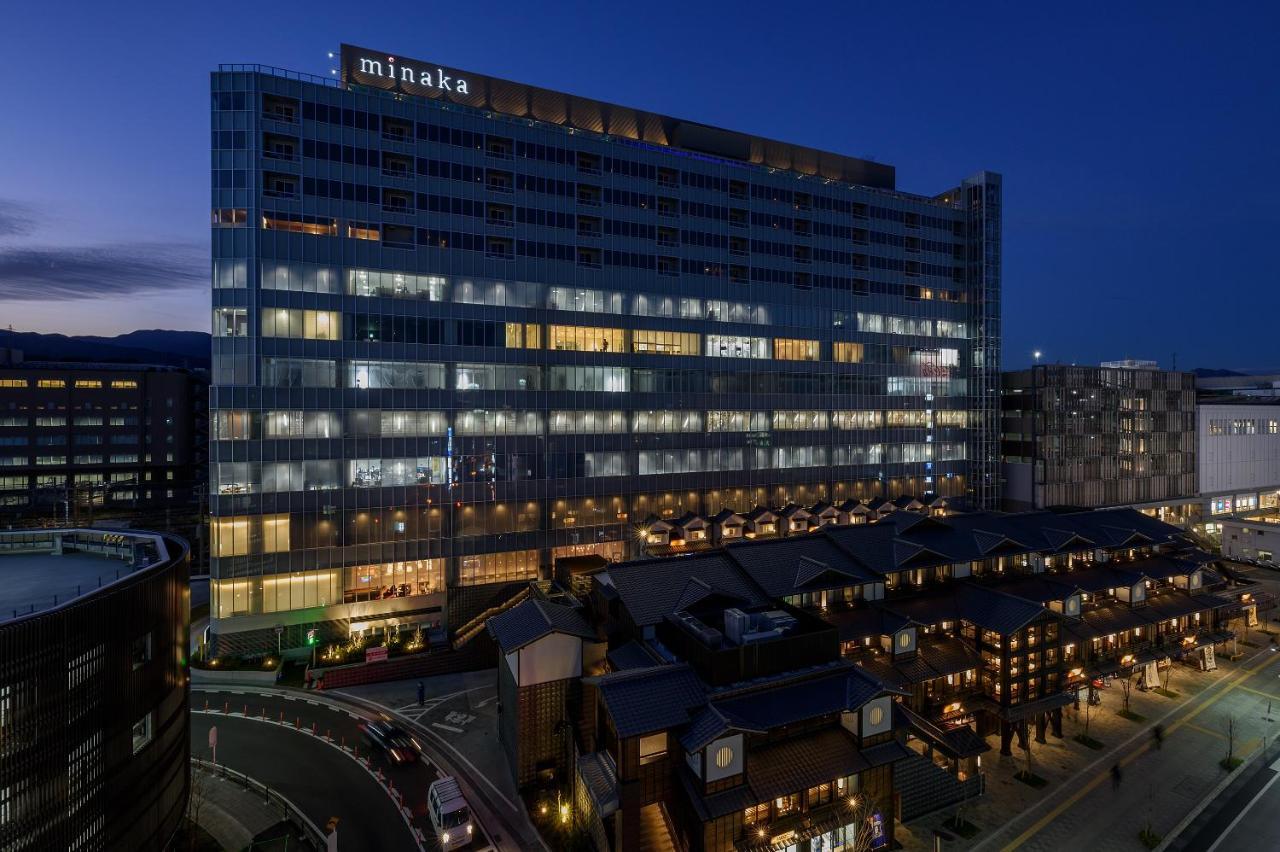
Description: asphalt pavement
192,686,497,852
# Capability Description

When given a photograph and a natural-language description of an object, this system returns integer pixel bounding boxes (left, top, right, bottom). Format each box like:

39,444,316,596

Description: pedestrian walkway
192,763,296,850
899,643,1280,851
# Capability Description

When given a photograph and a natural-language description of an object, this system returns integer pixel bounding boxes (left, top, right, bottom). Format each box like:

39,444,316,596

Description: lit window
74,380,102,389
109,380,138,389
639,732,667,765
833,342,864,363
0,379,28,388
37,379,65,388
774,338,820,361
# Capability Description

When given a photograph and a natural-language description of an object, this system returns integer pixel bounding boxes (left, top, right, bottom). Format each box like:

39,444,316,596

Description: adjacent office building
209,45,1002,653
1002,363,1197,517
1197,397,1280,528
0,353,204,526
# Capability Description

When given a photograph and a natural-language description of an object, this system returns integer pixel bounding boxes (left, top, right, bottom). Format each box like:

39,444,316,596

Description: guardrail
191,758,329,850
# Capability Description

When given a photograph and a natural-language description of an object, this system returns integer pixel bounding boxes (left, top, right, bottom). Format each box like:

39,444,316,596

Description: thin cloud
0,242,206,300
0,199,38,238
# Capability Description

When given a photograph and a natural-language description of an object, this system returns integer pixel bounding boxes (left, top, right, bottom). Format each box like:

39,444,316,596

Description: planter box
191,665,281,686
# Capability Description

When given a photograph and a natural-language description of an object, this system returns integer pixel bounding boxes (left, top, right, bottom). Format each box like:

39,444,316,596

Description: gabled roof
587,664,707,738
710,508,745,524
672,512,707,529
604,552,770,627
1040,527,1096,552
673,576,750,613
723,536,877,598
778,504,812,519
972,529,1034,556
487,598,596,654
809,501,835,515
678,704,765,753
745,506,778,522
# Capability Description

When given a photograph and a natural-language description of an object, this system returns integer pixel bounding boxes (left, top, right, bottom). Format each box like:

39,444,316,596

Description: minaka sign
341,44,480,101
343,46,473,95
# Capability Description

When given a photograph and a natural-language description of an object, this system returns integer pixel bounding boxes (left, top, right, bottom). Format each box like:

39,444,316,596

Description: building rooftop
336,44,898,191
486,598,595,654
0,529,170,621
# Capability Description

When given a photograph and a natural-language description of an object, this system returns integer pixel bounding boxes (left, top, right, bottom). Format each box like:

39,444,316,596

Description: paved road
323,677,544,852
191,713,417,852
193,686,498,851
967,645,1280,852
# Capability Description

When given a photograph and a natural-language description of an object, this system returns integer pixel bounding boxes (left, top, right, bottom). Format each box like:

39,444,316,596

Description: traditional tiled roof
709,508,745,524
602,552,769,627
725,536,876,598
710,666,889,730
576,752,619,817
678,704,764,753
747,728,869,801
486,598,595,654
953,583,1049,634
587,664,707,738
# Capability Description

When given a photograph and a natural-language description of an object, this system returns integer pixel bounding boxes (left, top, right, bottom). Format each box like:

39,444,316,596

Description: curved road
192,687,495,851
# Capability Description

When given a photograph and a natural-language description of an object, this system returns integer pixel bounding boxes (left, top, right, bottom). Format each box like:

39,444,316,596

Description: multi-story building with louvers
1002,363,1197,517
208,44,1002,653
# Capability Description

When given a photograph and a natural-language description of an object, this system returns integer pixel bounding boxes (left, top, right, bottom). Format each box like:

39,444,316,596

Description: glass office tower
208,46,1001,653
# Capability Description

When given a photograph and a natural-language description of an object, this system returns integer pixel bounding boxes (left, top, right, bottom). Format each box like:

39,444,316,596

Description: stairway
636,803,676,852
896,751,984,822
451,585,531,650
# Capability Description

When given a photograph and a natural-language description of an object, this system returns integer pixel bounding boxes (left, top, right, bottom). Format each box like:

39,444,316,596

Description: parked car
428,776,473,850
358,720,418,764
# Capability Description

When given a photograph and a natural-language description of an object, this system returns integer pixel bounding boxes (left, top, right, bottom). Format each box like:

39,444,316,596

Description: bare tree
1020,721,1036,781
1226,716,1236,765
1121,670,1135,715
186,763,212,851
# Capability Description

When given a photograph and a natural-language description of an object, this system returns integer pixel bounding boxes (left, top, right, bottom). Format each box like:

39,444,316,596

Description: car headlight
442,832,450,843
467,823,474,835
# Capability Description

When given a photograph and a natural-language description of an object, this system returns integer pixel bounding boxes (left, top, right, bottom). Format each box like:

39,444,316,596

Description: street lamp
1033,350,1042,364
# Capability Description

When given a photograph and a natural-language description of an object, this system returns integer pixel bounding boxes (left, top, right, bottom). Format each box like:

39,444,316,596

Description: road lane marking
1236,684,1280,701
476,696,496,708
995,648,1280,852
1185,722,1228,740
432,722,464,733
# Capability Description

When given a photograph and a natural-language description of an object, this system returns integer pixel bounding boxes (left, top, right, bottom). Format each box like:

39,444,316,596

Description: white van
427,776,473,850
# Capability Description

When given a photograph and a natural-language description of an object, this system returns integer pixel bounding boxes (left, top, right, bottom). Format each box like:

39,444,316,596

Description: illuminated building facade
209,45,1002,652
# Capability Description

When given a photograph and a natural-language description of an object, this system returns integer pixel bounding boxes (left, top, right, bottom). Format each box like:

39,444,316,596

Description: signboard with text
365,646,389,663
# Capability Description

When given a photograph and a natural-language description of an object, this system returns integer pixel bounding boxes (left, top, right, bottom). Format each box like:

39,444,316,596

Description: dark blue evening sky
0,1,1275,369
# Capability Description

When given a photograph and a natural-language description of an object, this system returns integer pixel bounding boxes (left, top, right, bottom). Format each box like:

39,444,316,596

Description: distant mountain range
0,329,211,369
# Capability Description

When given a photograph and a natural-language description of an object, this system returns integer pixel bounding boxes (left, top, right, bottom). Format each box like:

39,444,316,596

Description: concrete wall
1221,519,1280,562
1199,404,1280,498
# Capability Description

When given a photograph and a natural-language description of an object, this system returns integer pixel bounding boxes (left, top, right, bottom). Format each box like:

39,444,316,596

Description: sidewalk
899,643,1280,852
191,763,296,850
